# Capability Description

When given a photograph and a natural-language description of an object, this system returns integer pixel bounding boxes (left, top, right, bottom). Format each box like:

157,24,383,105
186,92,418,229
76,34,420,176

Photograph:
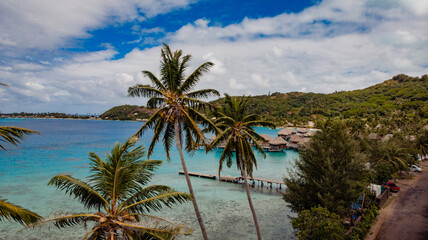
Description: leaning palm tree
0,82,41,225
210,94,275,240
33,138,192,240
128,44,219,240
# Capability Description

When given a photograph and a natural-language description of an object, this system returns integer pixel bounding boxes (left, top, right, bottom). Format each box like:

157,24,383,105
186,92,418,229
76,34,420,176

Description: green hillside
211,74,428,124
100,105,155,120
105,74,427,124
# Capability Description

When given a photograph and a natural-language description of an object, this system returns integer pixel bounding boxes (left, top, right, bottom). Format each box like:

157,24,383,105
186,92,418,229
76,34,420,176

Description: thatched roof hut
283,121,294,127
289,134,305,144
269,137,288,146
297,128,309,134
367,133,381,140
278,127,295,137
269,136,288,151
298,137,311,146
303,131,316,137
260,134,273,142
381,134,393,142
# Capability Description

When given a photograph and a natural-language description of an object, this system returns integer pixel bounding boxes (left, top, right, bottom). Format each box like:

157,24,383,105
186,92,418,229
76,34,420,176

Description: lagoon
0,118,297,239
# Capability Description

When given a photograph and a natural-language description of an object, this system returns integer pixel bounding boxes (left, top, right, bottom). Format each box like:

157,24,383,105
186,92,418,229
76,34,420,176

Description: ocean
0,118,298,239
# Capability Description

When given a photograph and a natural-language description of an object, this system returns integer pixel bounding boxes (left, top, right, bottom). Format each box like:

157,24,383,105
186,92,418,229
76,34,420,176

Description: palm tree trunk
240,157,262,240
174,121,209,240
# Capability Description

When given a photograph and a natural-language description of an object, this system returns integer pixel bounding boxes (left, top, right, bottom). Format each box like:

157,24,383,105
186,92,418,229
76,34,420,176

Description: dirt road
367,161,428,240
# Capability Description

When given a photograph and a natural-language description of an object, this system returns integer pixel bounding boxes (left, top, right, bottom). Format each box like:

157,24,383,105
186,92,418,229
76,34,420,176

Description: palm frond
116,220,191,240
0,83,8,87
30,212,100,229
147,97,166,109
128,84,164,98
0,199,41,225
48,175,108,209
133,109,165,138
185,89,220,99
118,185,175,213
122,191,191,214
141,71,166,91
179,62,214,94
0,126,39,151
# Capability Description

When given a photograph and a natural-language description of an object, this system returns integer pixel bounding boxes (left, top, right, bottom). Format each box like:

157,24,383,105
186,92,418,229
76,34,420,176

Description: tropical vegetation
127,43,219,240
35,138,191,240
283,119,367,216
0,82,41,226
100,105,155,121
210,94,275,240
211,74,428,125
291,206,345,240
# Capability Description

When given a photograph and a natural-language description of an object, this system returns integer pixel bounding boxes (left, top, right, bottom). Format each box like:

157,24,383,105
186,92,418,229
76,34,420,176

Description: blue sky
0,0,427,114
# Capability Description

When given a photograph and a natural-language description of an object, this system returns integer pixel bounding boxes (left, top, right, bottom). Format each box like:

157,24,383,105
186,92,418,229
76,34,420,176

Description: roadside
365,160,428,240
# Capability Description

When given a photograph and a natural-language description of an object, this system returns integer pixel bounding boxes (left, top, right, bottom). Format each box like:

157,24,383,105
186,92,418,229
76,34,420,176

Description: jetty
178,171,216,179
178,171,284,190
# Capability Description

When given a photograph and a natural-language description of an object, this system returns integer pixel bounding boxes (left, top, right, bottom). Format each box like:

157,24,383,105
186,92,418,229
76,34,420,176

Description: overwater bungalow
288,134,306,149
268,137,288,152
278,127,295,140
259,134,273,149
297,128,309,134
303,130,316,137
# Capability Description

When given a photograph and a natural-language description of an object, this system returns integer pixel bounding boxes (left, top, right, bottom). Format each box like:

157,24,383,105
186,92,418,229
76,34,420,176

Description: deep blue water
0,118,298,239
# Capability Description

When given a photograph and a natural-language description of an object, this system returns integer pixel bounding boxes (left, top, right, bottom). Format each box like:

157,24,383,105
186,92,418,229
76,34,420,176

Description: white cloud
1,0,427,114
0,0,195,51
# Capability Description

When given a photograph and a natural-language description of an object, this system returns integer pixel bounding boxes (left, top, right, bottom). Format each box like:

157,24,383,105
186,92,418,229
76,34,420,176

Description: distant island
2,74,427,126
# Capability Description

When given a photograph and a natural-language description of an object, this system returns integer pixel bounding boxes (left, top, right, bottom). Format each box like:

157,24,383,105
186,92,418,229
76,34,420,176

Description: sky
0,0,427,114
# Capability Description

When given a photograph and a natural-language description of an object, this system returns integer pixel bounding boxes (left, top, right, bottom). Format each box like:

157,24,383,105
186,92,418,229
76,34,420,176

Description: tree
416,129,428,158
0,199,41,226
128,43,219,240
210,94,275,240
0,83,41,226
291,206,345,240
283,120,366,216
34,138,191,239
0,126,39,151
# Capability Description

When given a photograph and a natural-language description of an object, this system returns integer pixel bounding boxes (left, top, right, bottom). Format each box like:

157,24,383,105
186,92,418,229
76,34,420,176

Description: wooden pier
178,171,284,190
178,171,216,179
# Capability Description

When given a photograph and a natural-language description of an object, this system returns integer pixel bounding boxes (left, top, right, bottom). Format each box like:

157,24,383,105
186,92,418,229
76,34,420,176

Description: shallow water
0,118,297,239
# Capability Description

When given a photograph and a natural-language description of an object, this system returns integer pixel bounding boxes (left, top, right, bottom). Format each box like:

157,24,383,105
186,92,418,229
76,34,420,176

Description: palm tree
128,44,219,240
34,138,192,240
0,199,41,226
0,82,41,225
0,126,39,151
210,94,275,240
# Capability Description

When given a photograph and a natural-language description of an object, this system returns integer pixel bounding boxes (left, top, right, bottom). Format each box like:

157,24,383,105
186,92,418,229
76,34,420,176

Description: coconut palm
0,82,39,151
210,94,275,240
34,138,191,240
0,126,39,151
0,82,41,225
128,44,219,240
0,199,41,226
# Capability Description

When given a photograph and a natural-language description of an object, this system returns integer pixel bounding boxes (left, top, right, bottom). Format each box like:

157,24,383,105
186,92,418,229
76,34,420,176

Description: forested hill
101,74,427,124
211,74,428,124
100,105,155,120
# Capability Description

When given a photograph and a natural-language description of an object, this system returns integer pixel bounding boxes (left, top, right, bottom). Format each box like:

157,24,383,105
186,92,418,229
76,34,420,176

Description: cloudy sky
1,0,427,114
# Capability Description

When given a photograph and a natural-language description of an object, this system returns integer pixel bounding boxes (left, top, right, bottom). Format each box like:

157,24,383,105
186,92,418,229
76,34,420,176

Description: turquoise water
0,118,298,239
